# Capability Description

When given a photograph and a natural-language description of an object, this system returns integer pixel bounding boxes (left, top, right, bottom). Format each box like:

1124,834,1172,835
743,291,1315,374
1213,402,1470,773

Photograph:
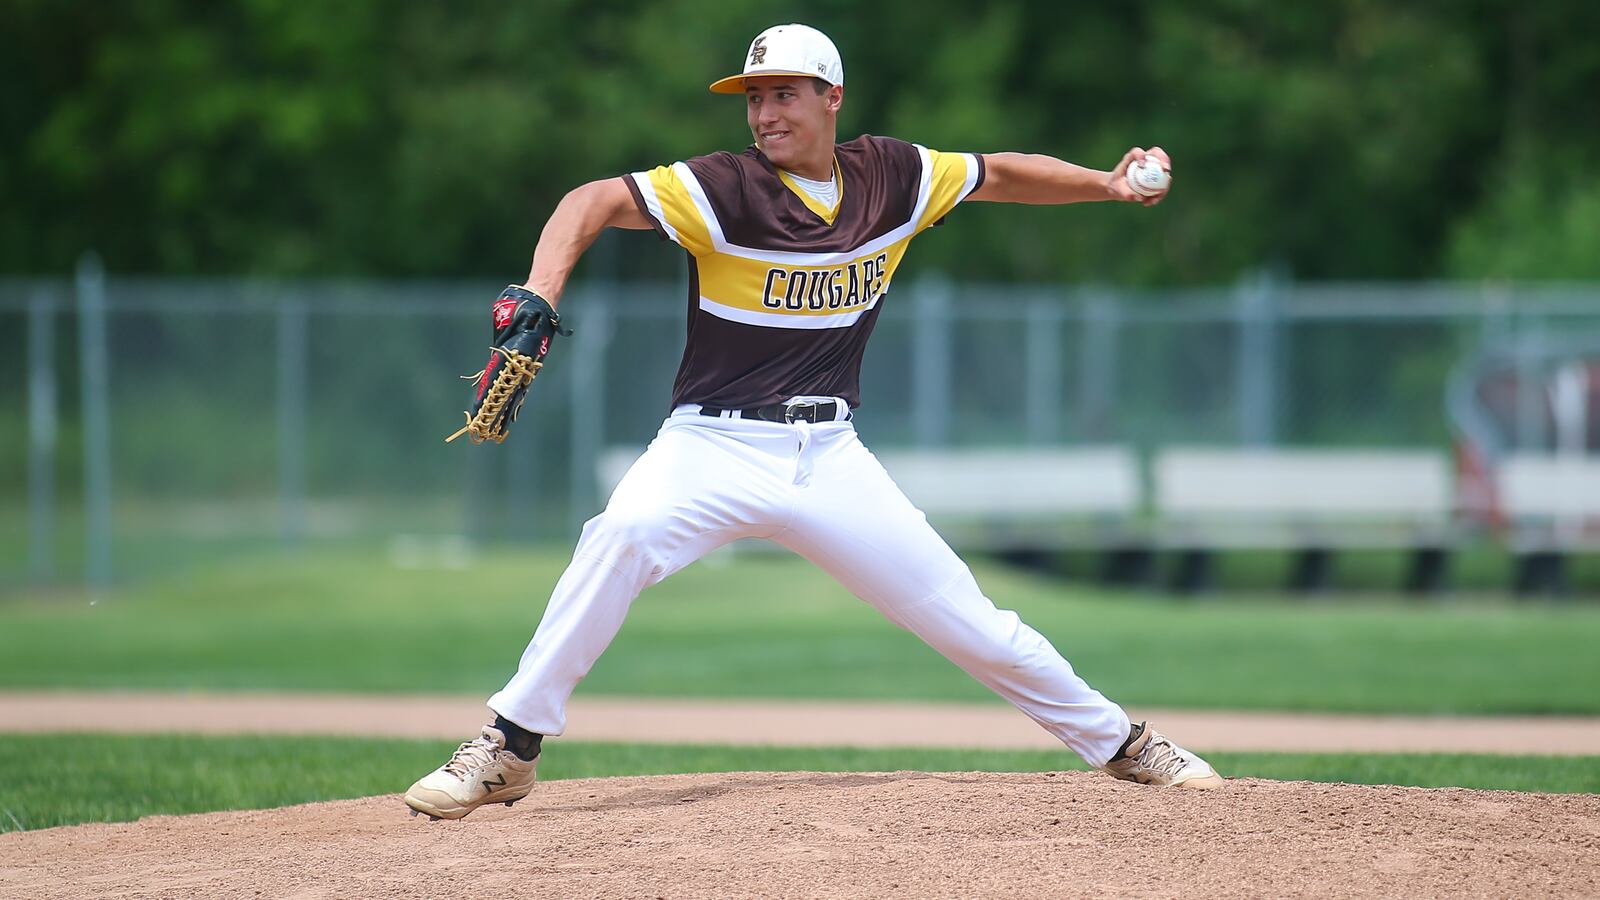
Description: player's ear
826,84,844,113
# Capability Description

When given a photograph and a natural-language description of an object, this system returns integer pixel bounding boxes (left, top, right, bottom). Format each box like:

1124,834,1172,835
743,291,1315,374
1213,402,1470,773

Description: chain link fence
4,266,1599,587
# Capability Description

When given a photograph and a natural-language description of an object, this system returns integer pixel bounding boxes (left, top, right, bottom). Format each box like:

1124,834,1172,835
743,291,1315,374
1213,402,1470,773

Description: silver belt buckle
784,400,821,423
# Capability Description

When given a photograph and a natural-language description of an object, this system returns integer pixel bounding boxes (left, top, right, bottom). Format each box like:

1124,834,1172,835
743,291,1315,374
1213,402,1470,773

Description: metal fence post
28,289,58,581
1024,294,1064,445
1076,290,1119,441
568,294,611,536
76,255,113,588
1514,328,1544,451
276,299,308,545
911,275,953,446
1477,281,1512,351
1236,268,1279,447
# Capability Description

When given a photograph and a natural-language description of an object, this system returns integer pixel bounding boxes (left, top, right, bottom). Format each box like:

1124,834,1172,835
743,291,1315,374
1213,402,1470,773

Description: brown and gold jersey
622,134,984,410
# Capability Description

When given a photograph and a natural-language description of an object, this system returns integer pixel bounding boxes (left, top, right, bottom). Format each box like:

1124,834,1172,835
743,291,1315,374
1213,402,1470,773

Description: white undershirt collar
782,168,839,208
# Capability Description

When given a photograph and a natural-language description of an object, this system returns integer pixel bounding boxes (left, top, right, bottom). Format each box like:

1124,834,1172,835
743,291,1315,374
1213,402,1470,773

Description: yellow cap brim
708,70,826,94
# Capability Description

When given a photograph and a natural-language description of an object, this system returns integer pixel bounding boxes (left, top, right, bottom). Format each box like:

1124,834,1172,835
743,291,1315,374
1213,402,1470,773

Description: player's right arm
522,178,652,307
970,147,1171,207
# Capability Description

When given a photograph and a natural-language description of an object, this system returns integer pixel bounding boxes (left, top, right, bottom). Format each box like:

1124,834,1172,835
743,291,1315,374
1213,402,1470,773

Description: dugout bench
1497,455,1600,595
597,444,1598,595
1150,448,1456,594
869,447,1143,564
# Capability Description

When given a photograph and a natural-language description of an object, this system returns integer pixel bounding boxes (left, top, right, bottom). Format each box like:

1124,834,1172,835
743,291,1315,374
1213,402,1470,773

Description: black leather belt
698,399,850,423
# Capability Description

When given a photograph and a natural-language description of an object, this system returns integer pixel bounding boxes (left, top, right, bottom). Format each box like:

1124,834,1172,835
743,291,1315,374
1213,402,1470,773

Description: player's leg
769,424,1127,765
488,416,797,735
774,425,1218,786
406,415,793,819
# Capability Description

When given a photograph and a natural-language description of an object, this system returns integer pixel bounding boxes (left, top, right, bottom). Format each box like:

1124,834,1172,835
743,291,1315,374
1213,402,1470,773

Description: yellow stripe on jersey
635,145,979,328
692,240,915,329
633,165,716,257
915,149,981,232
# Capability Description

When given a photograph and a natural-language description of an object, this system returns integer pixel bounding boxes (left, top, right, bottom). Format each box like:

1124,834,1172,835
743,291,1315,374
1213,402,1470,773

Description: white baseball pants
488,404,1132,767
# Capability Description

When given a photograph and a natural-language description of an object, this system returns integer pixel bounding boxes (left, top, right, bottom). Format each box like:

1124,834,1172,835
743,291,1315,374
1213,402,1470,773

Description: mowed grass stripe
4,550,1599,714
1,734,1595,833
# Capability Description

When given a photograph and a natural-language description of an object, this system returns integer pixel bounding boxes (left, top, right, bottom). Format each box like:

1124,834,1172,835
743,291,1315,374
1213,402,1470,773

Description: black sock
494,715,543,761
1114,721,1146,760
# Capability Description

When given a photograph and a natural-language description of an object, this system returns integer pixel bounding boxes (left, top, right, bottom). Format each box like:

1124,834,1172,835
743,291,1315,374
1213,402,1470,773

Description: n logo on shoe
482,773,507,791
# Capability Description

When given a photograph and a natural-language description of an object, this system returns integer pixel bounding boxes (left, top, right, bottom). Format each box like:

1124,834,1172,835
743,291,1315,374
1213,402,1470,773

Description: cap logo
749,36,767,65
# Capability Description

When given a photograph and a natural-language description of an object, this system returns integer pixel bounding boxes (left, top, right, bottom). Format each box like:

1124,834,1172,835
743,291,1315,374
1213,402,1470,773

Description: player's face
744,77,841,175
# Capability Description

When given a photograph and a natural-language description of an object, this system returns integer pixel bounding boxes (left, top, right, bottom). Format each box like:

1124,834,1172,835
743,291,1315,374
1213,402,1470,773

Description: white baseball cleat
403,725,538,820
1101,722,1224,789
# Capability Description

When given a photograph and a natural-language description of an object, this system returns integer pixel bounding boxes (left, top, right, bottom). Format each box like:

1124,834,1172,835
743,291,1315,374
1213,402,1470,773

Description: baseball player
405,23,1221,821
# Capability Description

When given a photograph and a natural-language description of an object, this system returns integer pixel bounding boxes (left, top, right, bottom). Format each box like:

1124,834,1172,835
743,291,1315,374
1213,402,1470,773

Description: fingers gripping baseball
1110,146,1173,207
446,285,571,445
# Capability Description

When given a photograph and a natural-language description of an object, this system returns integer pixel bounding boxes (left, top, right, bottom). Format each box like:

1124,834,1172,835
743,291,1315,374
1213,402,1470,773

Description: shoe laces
442,728,503,778
1135,731,1188,777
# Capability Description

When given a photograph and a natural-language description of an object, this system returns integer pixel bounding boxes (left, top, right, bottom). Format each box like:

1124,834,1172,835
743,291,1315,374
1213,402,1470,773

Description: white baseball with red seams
487,404,1133,768
1126,157,1171,197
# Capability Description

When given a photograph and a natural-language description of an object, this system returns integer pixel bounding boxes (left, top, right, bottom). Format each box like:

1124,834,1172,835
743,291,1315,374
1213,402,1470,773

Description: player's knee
961,633,1031,671
579,506,675,561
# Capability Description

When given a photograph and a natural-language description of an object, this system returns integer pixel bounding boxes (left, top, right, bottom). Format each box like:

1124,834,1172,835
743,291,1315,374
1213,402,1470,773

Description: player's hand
1108,146,1173,207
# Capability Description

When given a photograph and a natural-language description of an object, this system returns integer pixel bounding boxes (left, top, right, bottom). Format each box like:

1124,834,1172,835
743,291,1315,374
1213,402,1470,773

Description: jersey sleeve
914,148,986,232
622,163,718,257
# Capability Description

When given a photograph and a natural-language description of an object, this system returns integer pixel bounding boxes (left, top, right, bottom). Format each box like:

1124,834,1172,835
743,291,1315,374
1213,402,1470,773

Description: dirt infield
6,690,1600,755
3,771,1596,899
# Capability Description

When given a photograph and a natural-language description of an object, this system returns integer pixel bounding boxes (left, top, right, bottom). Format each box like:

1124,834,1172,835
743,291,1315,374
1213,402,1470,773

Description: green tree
2,0,1596,283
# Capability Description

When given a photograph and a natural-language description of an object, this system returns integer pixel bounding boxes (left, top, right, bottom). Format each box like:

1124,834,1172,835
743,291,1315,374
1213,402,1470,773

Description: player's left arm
968,147,1171,207
524,178,654,306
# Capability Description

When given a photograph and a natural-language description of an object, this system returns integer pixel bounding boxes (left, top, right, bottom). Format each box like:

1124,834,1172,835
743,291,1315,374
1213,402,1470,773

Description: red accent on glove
492,297,518,329
475,354,498,402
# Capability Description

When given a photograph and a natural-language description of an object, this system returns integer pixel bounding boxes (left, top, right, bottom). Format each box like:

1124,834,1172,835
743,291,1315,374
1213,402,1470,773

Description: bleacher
868,447,1140,553
1152,448,1454,593
1499,455,1600,593
596,444,1597,595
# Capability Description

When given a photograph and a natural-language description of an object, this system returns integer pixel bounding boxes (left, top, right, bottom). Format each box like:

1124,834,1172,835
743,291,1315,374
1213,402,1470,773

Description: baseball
1126,157,1171,197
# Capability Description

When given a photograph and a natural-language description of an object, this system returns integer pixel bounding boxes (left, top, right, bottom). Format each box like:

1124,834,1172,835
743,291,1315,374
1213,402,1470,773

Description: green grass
3,548,1600,714
0,733,1594,833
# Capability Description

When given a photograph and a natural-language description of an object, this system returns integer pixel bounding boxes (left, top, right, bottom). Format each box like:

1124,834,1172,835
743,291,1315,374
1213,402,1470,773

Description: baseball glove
446,285,571,444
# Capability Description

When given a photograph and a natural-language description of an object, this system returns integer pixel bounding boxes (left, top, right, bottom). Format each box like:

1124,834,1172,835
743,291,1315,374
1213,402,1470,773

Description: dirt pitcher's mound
3,772,1597,899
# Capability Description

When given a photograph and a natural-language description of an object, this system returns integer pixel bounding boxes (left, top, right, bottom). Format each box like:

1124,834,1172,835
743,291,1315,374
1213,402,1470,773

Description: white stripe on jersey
955,151,981,204
911,143,937,222
674,161,725,248
630,172,679,243
696,289,887,330
671,147,956,268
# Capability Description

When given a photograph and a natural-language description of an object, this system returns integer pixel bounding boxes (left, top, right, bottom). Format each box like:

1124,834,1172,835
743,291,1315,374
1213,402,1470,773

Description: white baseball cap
709,24,844,94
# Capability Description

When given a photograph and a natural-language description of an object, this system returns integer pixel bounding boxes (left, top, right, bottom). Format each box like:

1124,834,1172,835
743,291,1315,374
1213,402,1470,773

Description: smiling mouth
761,130,790,143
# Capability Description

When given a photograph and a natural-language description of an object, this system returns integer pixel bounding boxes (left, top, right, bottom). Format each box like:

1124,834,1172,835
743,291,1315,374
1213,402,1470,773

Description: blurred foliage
2,0,1598,283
